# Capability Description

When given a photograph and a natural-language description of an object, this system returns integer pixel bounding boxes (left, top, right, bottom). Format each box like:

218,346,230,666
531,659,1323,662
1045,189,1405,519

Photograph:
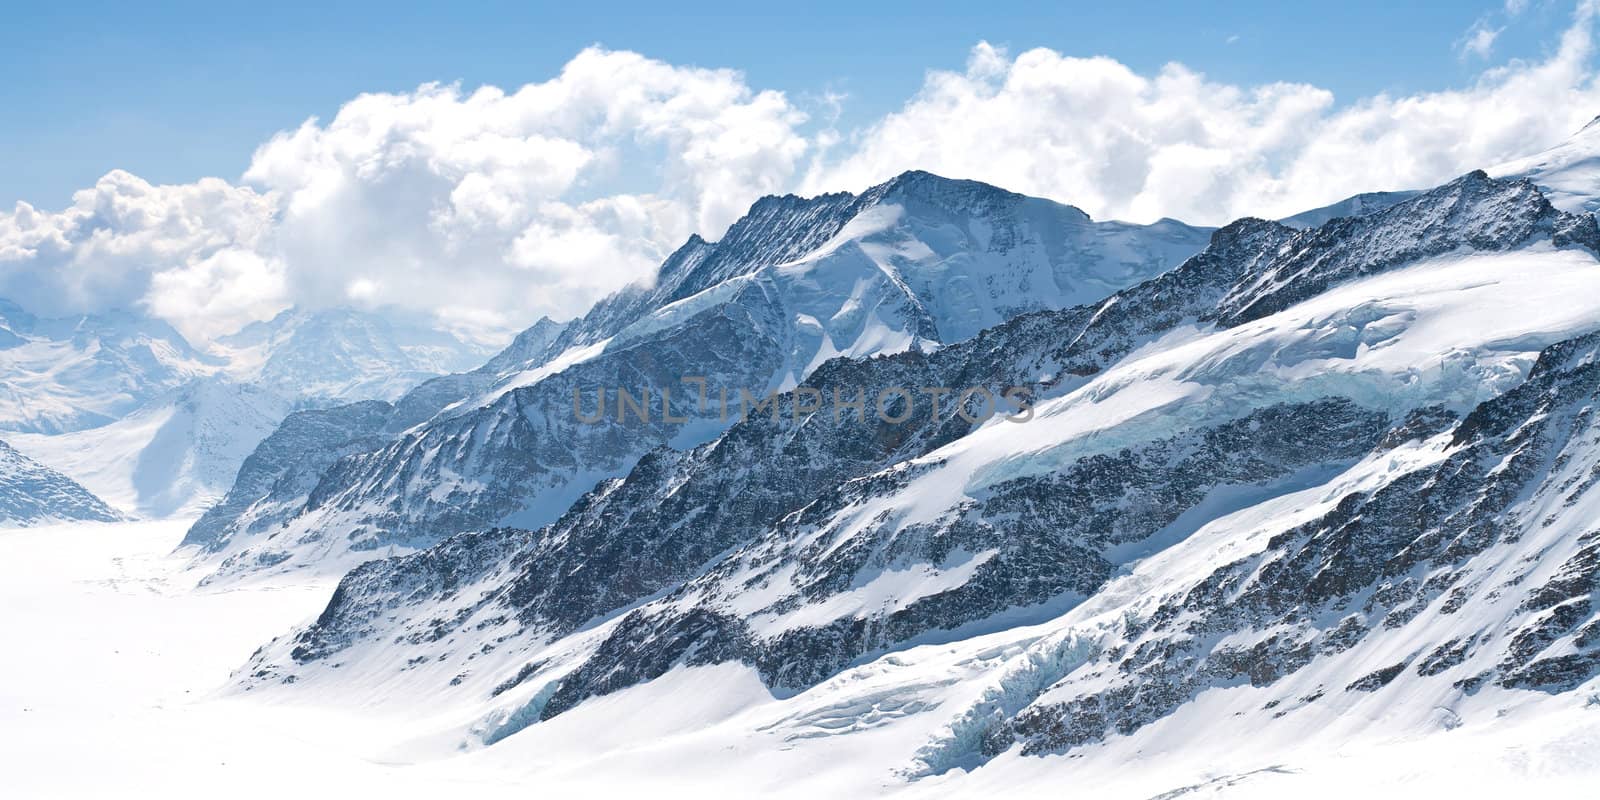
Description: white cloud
1458,20,1504,60
805,1,1600,225
4,5,1600,344
242,48,808,339
0,170,278,337
145,247,288,338
1,48,808,343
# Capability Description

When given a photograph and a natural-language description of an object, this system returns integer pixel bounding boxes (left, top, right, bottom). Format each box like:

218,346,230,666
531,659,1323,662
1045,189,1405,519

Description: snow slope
6,519,1595,799
8,378,290,518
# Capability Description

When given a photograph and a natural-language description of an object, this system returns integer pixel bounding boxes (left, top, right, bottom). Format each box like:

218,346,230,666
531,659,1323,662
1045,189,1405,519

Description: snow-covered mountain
0,302,503,520
177,323,572,558
215,307,499,408
0,437,121,527
6,140,1591,792
185,170,1214,577
0,300,217,435
220,168,1600,794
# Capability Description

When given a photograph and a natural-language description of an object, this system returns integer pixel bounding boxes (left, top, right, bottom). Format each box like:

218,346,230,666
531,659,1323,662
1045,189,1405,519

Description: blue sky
0,0,1572,207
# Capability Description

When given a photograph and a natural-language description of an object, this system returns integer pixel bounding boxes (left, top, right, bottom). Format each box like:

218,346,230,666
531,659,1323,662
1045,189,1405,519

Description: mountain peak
477,315,571,376
884,167,993,188
867,168,1027,206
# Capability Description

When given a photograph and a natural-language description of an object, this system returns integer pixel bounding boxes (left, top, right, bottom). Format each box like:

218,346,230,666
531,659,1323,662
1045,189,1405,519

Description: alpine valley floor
3,518,1596,799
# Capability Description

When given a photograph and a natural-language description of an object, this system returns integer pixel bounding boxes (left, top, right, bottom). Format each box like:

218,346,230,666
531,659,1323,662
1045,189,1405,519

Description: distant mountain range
0,302,497,518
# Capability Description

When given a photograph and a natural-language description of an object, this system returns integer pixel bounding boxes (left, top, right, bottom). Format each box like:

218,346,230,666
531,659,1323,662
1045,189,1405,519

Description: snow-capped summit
1491,114,1600,214
474,316,570,378
553,170,1211,357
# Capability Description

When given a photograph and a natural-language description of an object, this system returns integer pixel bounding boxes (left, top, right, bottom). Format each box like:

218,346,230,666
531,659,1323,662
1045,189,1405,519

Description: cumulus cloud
145,247,287,338
1,48,808,343
805,1,1600,225
4,5,1600,344
0,171,279,337
245,48,807,341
